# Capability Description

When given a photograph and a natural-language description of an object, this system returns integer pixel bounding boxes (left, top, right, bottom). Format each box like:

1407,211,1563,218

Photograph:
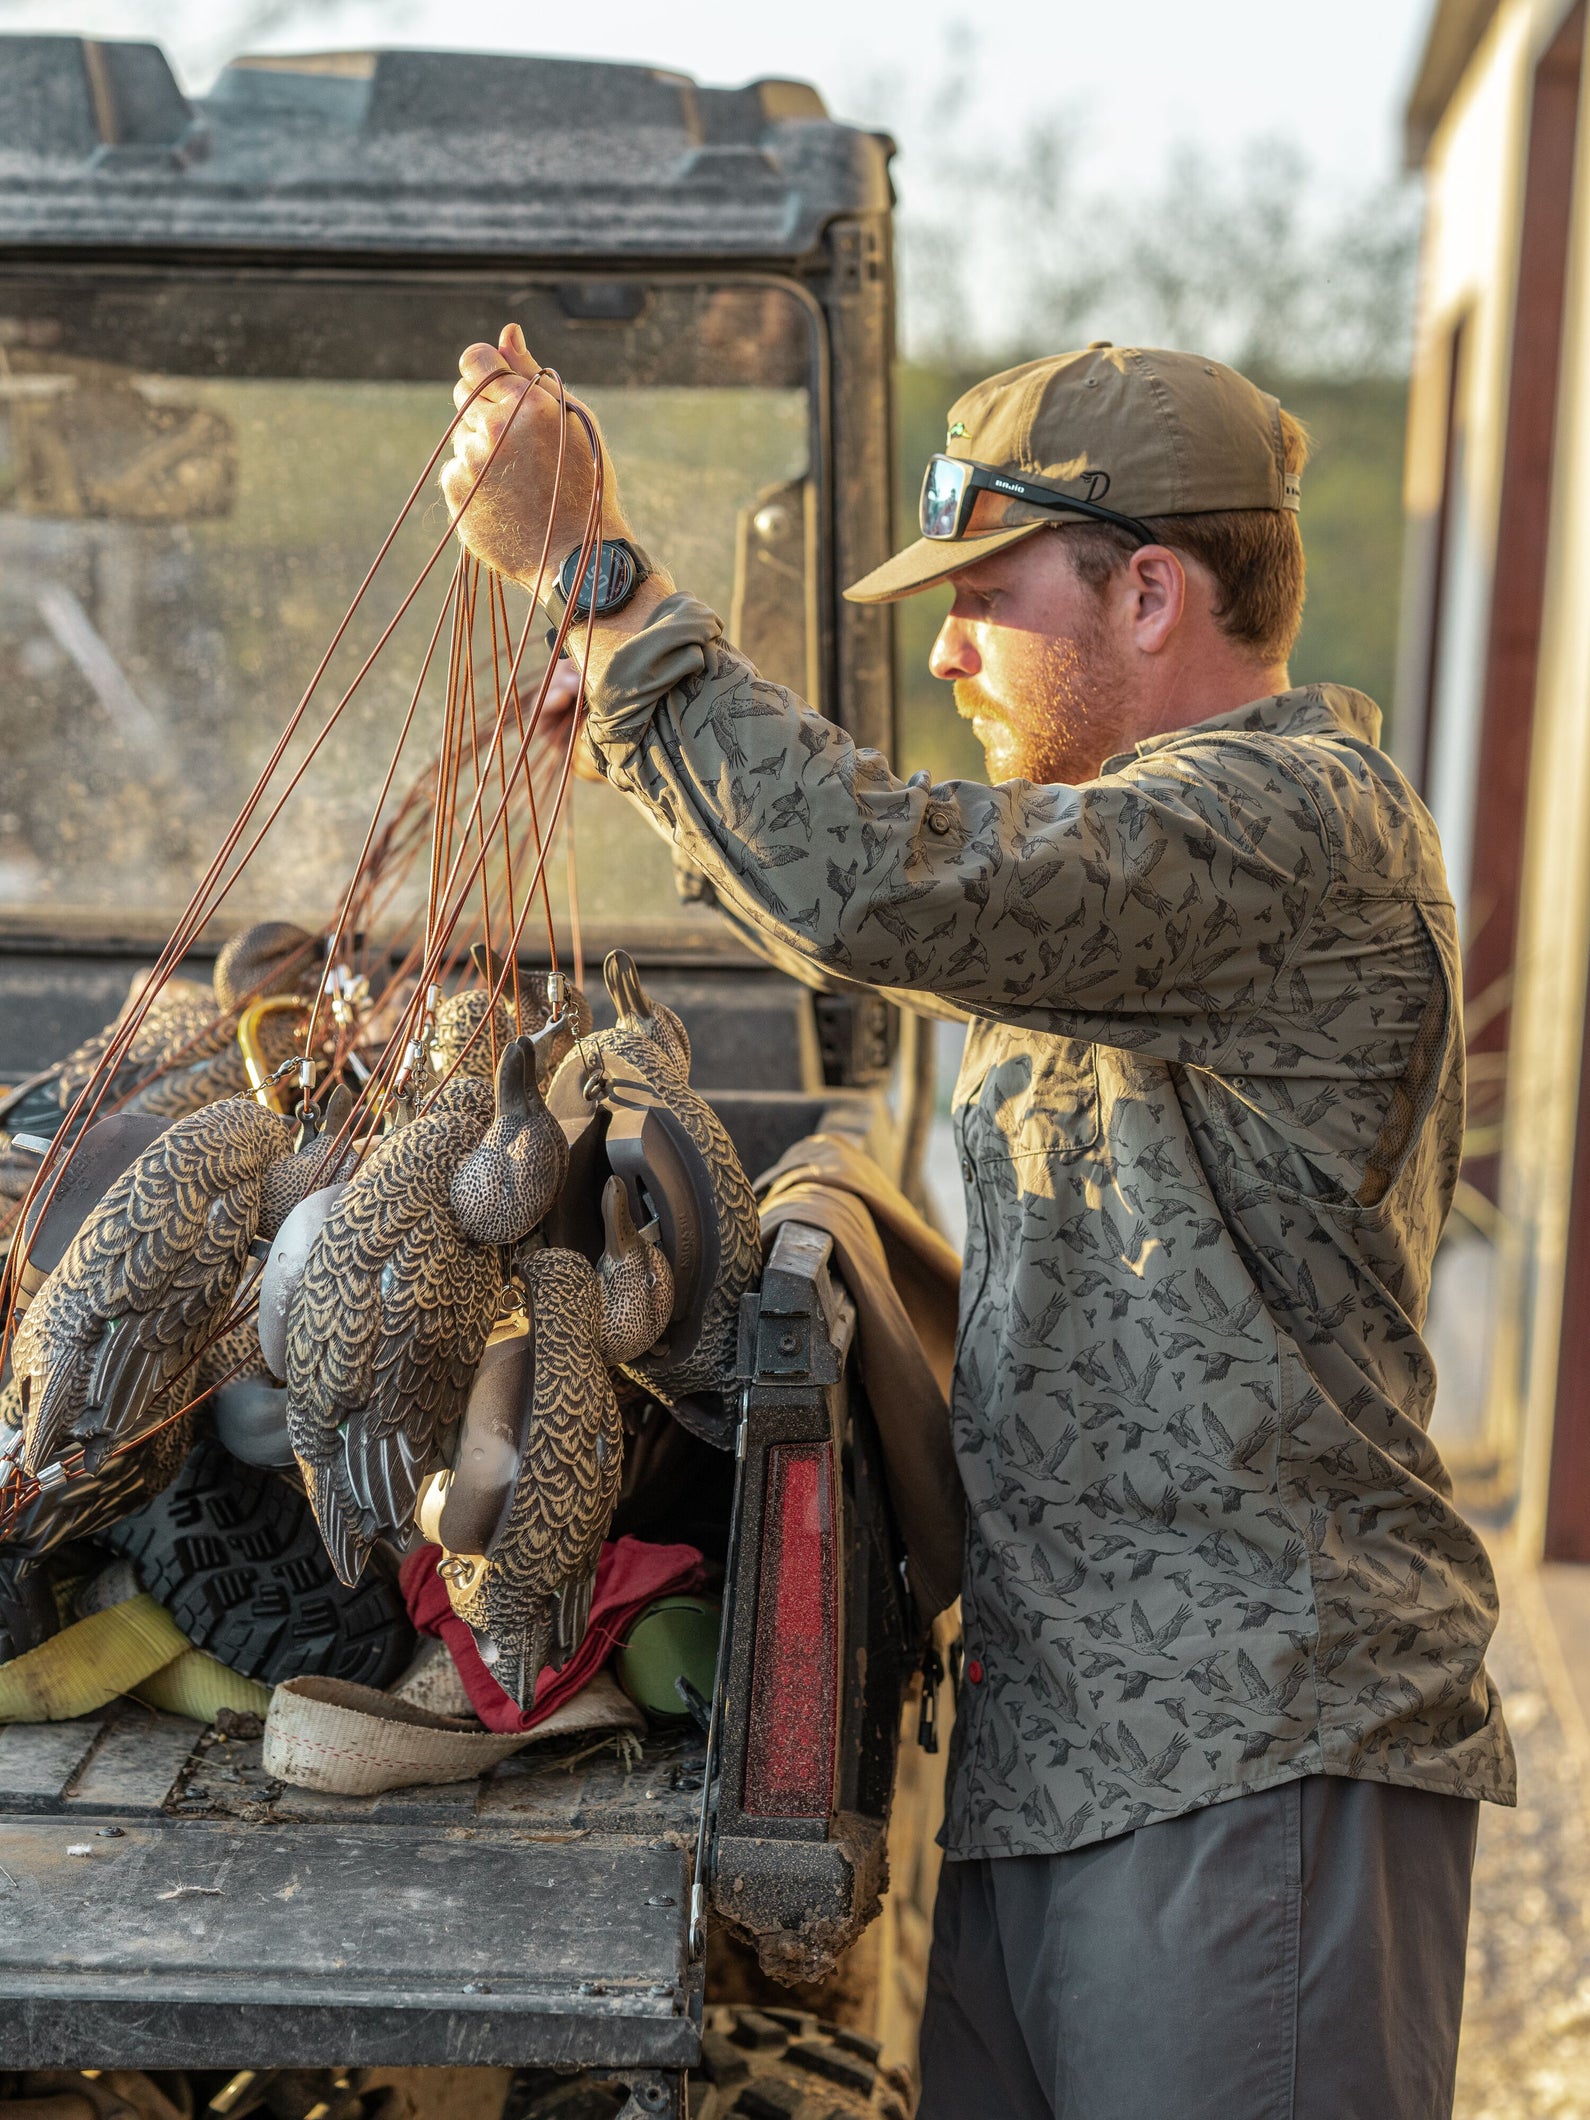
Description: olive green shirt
586,593,1515,1856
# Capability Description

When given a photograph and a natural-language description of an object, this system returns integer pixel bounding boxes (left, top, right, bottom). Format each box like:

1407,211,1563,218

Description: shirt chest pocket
956,1029,1102,1165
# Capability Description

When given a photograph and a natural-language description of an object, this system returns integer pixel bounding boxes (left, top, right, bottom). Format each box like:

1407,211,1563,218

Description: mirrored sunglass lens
921,457,970,539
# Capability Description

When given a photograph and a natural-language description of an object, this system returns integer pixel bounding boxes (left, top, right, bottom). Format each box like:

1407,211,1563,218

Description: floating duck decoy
0,976,215,1214
429,990,517,1082
284,1038,570,1585
0,924,321,1193
428,950,593,1087
548,951,760,1429
0,1373,193,1594
450,1036,571,1246
12,1092,348,1482
122,921,319,1120
47,972,219,1114
421,1187,671,1707
596,949,693,1083
596,1174,676,1365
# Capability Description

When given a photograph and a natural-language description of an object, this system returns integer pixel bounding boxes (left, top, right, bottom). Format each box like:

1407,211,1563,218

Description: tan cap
846,344,1300,604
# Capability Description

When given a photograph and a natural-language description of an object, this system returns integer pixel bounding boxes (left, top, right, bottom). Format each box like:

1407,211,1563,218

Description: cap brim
843,522,1047,604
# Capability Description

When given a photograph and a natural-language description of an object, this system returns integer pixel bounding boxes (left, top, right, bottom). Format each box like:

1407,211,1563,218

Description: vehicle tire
689,2006,914,2119
103,1437,414,1687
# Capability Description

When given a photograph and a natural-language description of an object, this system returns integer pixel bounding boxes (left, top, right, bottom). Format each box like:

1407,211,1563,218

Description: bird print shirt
584,592,1516,1857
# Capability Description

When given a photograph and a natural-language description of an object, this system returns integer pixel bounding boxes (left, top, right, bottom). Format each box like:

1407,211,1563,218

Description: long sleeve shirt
584,592,1515,1856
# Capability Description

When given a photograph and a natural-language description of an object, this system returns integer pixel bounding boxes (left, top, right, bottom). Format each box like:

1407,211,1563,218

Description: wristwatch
545,536,652,626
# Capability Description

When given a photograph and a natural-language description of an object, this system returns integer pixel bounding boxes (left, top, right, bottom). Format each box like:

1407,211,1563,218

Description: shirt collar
1102,685,1383,775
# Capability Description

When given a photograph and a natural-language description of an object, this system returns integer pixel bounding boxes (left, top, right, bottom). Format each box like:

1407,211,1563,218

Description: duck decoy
429,989,517,1082
284,1038,570,1586
419,1189,671,1708
449,1035,570,1246
548,951,760,1426
0,1379,197,1657
122,921,319,1121
597,1174,675,1366
595,948,692,1083
9,1110,169,1311
0,974,216,1211
12,1091,348,1482
0,921,321,1163
213,920,320,1016
429,949,595,1088
46,972,218,1115
0,1373,195,1594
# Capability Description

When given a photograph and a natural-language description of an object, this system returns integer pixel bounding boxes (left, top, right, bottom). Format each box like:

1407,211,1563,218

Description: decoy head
596,1175,675,1366
430,989,517,1082
214,921,318,1014
449,1036,570,1247
258,1086,354,1240
603,950,691,1078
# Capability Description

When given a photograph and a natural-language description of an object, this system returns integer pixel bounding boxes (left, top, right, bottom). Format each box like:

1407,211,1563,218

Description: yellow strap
0,1593,192,1723
134,1649,271,1721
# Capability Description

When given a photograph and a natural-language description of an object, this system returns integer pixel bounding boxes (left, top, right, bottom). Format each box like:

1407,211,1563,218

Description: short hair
1057,409,1312,664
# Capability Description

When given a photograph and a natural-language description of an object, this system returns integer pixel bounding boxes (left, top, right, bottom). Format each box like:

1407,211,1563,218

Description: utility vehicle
0,36,946,2119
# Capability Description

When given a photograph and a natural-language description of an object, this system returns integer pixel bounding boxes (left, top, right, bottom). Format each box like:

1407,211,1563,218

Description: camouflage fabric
585,592,1516,1856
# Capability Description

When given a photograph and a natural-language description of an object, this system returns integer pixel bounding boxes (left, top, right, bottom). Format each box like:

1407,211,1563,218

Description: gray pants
919,1774,1478,2120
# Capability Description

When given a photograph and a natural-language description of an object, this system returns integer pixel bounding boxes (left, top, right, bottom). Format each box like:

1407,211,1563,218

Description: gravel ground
1456,1545,1590,2119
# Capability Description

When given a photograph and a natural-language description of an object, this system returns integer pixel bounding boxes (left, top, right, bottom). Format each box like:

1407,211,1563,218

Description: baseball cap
845,343,1301,604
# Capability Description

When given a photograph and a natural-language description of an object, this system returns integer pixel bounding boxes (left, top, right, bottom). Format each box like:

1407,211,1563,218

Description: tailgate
0,1709,702,2069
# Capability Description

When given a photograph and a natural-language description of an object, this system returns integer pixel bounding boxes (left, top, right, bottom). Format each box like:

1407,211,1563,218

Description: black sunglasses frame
920,454,1156,547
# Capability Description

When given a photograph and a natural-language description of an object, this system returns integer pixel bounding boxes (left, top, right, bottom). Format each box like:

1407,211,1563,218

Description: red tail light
743,1441,838,1817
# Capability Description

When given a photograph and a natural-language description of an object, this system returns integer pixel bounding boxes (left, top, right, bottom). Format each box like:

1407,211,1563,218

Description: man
443,330,1514,2120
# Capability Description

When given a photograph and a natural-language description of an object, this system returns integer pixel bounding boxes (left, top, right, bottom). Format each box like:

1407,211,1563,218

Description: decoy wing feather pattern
55,978,221,1104
2,1395,195,1563
449,1246,623,1705
15,1098,296,1473
284,1078,499,1581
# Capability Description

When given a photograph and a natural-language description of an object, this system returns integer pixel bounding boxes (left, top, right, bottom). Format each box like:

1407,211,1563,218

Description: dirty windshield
0,273,819,954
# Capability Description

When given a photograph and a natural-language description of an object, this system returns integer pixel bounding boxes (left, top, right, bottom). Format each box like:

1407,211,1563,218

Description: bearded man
443,329,1514,2120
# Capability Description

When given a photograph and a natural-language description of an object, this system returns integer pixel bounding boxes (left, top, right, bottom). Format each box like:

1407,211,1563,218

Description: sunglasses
919,453,1155,546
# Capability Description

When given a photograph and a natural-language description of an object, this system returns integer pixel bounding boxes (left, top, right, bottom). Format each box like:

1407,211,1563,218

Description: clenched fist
441,324,629,592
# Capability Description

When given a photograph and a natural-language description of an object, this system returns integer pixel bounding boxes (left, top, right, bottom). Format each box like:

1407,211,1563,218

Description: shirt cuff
584,593,723,759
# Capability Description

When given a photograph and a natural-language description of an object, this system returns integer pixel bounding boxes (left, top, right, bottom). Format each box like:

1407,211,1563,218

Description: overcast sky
2,0,1434,196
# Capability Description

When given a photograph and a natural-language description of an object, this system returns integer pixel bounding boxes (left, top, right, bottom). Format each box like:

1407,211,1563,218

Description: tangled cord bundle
0,359,604,1534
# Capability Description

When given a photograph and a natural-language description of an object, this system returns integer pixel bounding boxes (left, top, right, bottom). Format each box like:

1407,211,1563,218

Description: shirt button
961,1157,974,1183
927,809,952,834
966,1658,984,1685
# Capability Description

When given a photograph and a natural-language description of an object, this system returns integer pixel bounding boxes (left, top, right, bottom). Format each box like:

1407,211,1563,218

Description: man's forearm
574,591,1329,1054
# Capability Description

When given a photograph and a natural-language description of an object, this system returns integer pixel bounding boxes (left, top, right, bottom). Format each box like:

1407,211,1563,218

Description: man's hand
441,324,627,593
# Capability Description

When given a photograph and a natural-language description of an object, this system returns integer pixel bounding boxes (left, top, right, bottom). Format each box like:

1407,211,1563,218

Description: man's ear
1126,545,1186,656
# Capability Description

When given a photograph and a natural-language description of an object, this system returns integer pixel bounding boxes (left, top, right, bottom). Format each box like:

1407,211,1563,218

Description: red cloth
399,1534,709,1734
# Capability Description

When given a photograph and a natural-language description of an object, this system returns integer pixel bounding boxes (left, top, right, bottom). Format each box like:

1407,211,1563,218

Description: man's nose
930,614,980,683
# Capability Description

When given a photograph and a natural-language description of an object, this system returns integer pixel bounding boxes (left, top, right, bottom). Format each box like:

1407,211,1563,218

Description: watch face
566,540,637,616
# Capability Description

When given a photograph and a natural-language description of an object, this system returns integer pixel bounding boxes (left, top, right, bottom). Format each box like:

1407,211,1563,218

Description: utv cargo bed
0,1711,705,2068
